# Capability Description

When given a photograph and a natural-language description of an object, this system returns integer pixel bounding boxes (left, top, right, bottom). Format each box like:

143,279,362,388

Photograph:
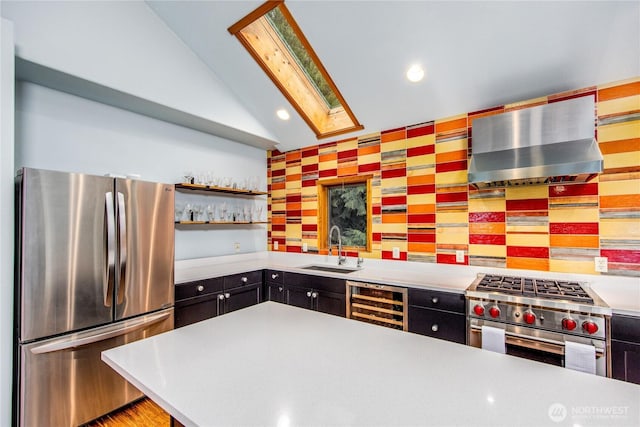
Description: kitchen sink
300,265,359,274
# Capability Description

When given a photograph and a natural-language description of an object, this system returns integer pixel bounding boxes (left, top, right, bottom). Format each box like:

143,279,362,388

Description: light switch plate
594,257,608,273
273,241,279,251
392,247,400,259
234,242,240,253
302,243,308,252
456,250,465,263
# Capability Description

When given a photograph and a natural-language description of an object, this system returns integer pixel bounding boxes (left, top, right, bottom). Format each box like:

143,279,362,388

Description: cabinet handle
431,324,439,332
431,297,439,304
241,277,248,283
306,291,312,297
218,294,225,300
224,293,230,299
311,292,318,298
271,273,279,280
197,285,204,292
278,286,283,292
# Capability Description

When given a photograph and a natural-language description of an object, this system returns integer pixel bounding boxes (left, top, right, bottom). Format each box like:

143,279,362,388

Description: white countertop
103,302,640,427
175,252,640,315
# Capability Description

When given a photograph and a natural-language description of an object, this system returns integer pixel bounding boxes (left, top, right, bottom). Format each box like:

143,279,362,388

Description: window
228,0,363,139
318,176,372,253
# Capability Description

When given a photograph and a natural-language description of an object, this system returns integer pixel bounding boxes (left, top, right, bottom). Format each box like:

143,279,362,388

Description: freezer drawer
18,308,174,427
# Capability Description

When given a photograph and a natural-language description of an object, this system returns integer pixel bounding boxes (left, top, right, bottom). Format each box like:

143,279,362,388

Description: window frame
228,0,364,139
317,175,372,254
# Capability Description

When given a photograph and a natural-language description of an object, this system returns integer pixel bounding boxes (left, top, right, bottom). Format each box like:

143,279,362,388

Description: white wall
15,81,268,260
1,0,276,143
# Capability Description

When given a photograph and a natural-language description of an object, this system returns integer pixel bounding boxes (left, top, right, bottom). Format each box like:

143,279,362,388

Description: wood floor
86,397,170,427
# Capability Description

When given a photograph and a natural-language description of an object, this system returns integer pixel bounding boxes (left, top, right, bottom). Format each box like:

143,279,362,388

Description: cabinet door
408,306,466,344
224,284,261,314
175,295,221,328
316,291,346,317
266,283,286,304
286,286,313,310
612,340,640,385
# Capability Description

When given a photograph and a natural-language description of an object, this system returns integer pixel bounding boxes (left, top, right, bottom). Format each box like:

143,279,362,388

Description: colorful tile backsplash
268,78,640,277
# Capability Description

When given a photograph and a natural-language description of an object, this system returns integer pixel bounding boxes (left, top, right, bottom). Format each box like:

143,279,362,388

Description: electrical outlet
392,247,400,259
594,257,608,273
273,241,279,251
302,243,308,252
456,250,465,263
234,242,240,253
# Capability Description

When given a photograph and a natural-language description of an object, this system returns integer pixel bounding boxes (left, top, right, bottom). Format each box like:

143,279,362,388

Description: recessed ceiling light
406,64,425,83
276,109,290,120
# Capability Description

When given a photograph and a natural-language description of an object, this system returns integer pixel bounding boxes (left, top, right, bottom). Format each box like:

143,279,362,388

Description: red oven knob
523,310,536,325
562,317,577,331
582,320,599,335
473,304,485,316
488,306,501,318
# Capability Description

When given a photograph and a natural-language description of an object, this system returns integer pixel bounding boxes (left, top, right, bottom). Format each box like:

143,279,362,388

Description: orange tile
286,202,301,211
436,184,468,194
285,173,301,182
302,209,317,217
600,194,640,208
507,258,549,271
599,138,640,155
382,213,406,223
408,204,435,214
381,129,406,143
271,182,285,190
286,151,301,162
598,81,640,102
436,149,468,163
435,117,467,133
358,145,380,156
271,217,286,225
319,153,337,163
408,242,436,253
469,223,506,235
337,165,358,176
407,175,435,186
550,235,599,248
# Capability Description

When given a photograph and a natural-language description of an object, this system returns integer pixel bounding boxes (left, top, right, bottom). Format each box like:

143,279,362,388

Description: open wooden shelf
175,183,267,196
175,221,267,225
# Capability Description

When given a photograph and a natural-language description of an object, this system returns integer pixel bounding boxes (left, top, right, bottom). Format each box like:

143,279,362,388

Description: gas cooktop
474,274,594,304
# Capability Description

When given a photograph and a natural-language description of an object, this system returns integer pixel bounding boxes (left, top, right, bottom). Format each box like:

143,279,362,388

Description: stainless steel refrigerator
14,167,175,427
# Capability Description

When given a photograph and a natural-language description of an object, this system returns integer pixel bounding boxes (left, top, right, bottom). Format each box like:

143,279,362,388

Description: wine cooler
346,281,408,331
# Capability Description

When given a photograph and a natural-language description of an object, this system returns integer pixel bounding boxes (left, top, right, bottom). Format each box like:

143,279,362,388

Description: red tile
319,169,337,178
381,168,406,179
337,149,358,160
272,169,286,177
470,234,506,245
550,223,599,235
302,179,316,187
408,214,436,224
382,195,407,206
382,250,407,260
549,91,596,104
600,249,640,264
435,160,468,173
437,253,467,265
407,123,434,138
372,232,382,241
408,232,436,243
507,246,549,258
436,192,468,204
407,145,435,157
271,224,286,232
286,246,302,253
301,147,319,158
408,184,435,195
469,212,506,223
286,194,301,203
358,162,380,173
302,224,317,232
549,183,598,197
302,164,318,173
506,199,548,211
372,206,382,215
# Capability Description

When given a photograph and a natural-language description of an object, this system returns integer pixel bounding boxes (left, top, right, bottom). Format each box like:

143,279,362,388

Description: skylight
228,0,363,139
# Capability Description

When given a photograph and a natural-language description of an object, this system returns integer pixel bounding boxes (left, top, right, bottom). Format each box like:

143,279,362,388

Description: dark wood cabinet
611,314,640,385
264,270,346,317
408,288,465,344
175,271,263,328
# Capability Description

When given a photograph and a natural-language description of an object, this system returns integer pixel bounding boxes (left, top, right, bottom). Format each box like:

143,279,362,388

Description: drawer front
285,272,346,294
612,340,640,385
175,277,223,301
612,314,640,344
265,269,284,284
408,288,465,313
223,270,263,290
408,306,466,344
175,297,220,328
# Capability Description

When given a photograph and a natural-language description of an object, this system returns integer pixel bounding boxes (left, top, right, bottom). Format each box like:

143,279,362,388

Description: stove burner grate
476,274,594,304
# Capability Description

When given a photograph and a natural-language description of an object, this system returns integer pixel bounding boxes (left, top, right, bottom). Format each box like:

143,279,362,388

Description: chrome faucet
328,225,346,265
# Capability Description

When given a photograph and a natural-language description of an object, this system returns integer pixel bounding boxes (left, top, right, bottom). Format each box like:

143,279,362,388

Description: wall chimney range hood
468,96,603,187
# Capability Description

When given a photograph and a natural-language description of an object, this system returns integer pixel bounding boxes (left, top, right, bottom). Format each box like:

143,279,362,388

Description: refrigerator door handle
29,310,172,355
104,192,116,307
116,192,127,305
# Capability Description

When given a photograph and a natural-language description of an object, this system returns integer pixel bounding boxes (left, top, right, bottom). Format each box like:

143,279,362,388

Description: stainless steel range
466,273,612,376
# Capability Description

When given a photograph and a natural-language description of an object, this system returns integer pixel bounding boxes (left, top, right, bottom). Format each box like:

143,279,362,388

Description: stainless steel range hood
468,96,603,187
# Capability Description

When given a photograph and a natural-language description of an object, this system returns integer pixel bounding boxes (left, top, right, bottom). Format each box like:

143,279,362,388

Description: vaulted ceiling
147,1,639,152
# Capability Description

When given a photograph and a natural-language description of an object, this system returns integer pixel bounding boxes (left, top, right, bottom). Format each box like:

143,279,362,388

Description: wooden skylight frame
228,0,363,139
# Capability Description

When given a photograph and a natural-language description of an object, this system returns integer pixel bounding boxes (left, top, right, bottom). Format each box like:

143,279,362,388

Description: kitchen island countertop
175,252,640,316
103,302,639,427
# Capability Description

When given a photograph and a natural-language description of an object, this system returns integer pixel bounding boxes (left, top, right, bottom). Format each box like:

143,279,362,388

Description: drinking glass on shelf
220,202,227,222
206,204,215,222
222,177,232,188
182,203,193,221
255,206,263,222
183,171,193,185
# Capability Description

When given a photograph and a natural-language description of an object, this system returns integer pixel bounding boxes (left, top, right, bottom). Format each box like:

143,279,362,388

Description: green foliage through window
328,184,367,248
266,7,341,109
